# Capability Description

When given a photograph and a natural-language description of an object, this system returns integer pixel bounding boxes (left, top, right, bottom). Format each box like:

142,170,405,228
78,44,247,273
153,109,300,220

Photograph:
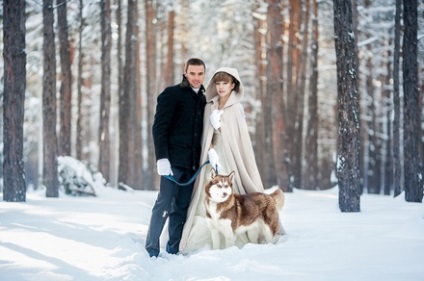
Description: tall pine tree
402,0,423,202
43,0,59,197
3,0,27,202
333,0,361,212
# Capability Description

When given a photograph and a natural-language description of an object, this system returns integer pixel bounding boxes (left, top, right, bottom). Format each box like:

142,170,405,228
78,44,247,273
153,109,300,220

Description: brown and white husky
204,168,285,250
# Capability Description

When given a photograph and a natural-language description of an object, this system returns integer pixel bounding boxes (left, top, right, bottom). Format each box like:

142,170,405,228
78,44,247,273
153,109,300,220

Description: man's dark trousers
145,167,194,257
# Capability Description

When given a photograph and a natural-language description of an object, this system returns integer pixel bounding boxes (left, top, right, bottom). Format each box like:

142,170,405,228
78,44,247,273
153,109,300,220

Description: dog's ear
228,171,235,182
210,168,217,179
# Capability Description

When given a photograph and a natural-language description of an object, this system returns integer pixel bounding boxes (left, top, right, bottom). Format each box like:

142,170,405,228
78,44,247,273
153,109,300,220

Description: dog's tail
271,188,285,209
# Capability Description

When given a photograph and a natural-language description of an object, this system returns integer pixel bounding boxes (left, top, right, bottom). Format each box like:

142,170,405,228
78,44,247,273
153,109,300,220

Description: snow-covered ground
1,185,423,281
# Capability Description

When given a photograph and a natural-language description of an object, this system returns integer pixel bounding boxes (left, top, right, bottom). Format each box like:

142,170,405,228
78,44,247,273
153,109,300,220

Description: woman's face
215,80,235,98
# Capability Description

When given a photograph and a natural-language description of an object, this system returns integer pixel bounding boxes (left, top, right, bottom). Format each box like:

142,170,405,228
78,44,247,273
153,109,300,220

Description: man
145,58,207,257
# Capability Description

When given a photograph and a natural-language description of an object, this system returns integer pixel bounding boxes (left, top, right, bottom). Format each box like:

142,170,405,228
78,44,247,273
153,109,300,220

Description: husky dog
204,168,285,249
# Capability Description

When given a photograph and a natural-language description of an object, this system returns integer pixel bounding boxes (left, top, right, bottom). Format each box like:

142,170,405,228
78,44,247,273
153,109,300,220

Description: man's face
185,65,205,89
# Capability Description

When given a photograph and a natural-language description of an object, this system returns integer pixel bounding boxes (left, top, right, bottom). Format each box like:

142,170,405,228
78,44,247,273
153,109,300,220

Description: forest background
1,0,423,205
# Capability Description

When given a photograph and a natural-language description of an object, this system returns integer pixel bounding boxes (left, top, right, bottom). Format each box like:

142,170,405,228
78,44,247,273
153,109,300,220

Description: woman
179,67,275,253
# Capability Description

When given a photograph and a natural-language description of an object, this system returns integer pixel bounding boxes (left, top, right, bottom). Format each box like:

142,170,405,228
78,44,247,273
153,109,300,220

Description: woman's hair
212,72,240,92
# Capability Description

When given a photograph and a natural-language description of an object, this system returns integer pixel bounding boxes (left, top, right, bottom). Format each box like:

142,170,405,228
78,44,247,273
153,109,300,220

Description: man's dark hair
185,58,206,72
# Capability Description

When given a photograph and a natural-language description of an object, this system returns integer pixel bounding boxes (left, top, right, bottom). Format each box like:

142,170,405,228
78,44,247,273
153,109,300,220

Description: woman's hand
209,110,224,130
208,148,222,173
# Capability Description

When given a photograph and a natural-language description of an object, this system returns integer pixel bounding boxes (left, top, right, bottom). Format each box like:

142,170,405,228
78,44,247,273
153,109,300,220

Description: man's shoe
146,249,159,258
166,243,179,255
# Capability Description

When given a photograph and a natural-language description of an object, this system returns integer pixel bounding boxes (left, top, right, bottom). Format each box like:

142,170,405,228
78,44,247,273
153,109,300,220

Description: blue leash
163,160,211,186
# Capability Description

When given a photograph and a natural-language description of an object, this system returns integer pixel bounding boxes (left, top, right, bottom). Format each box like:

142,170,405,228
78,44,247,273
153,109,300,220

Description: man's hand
209,110,224,130
156,158,173,176
208,148,222,173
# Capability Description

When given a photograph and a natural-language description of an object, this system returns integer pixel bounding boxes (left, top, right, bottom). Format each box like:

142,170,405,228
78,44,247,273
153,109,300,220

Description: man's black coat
152,77,206,171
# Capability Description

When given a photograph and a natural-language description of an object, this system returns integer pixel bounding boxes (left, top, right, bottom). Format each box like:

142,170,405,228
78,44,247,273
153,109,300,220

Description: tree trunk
3,0,27,202
178,0,189,69
165,9,175,86
118,0,137,189
305,0,319,190
366,85,381,194
294,0,310,189
402,0,423,202
144,0,157,190
113,0,123,187
133,7,143,189
56,0,73,156
254,4,275,188
98,0,112,183
286,0,301,190
267,0,290,192
76,0,84,161
363,0,381,194
382,41,393,196
333,0,361,212
393,0,402,197
43,0,59,197
351,0,365,194
82,64,94,163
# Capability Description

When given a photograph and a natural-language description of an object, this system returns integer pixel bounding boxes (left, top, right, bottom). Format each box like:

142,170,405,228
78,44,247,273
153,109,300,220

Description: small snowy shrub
58,156,107,196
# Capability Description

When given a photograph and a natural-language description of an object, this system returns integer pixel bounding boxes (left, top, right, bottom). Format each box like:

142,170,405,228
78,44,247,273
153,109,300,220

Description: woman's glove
209,110,224,130
156,158,173,176
208,148,222,173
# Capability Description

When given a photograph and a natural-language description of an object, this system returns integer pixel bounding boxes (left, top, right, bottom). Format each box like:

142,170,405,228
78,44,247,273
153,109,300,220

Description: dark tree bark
43,0,59,197
98,0,112,182
3,0,27,202
118,0,137,189
402,0,423,202
56,0,73,156
144,0,157,190
267,0,290,192
333,0,361,212
351,0,365,194
305,0,319,190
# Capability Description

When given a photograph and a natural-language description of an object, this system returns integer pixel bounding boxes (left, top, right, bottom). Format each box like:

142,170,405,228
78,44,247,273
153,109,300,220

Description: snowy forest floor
0,186,423,281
